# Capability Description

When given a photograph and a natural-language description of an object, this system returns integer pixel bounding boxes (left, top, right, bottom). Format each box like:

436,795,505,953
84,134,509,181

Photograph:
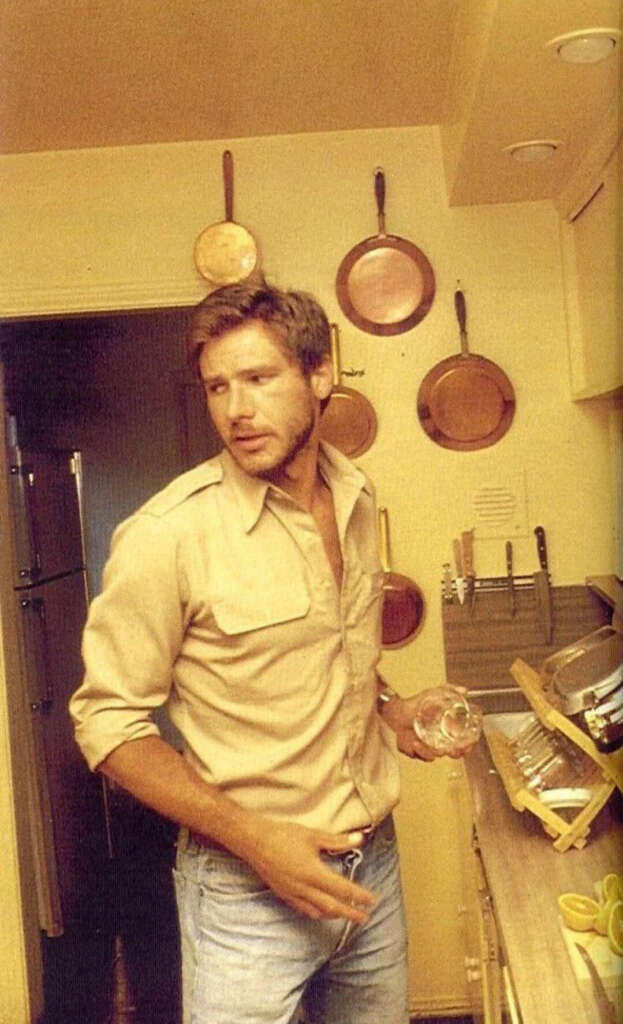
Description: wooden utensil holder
485,657,623,852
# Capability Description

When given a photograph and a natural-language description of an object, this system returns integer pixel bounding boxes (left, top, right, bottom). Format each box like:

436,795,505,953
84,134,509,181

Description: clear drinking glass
412,685,483,755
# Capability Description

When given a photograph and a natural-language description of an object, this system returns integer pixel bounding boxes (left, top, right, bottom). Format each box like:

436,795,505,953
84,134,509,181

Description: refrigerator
8,445,111,938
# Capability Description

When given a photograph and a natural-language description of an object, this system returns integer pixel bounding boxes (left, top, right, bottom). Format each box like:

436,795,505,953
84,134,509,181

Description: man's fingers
405,733,438,761
291,884,373,924
317,828,364,853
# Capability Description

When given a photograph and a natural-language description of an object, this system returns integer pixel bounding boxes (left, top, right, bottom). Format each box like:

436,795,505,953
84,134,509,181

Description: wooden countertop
465,736,623,1024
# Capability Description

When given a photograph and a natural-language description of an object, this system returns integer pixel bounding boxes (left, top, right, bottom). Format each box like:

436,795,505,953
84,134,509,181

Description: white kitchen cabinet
451,764,520,1024
560,135,622,399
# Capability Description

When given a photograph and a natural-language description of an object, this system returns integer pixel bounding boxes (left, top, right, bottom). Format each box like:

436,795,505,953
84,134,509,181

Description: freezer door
9,448,85,585
18,572,109,934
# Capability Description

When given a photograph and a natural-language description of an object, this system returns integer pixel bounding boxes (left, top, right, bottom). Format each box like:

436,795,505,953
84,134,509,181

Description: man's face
198,320,331,479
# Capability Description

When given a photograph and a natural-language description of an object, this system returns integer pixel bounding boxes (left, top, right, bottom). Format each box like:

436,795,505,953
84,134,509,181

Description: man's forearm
101,735,264,859
100,735,376,924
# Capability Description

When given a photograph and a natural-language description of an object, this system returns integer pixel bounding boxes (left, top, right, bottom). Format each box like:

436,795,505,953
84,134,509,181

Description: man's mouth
232,433,271,452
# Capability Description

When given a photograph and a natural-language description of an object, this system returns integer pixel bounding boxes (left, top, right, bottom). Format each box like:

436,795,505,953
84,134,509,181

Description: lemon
608,900,623,956
558,892,599,931
602,873,623,902
595,896,618,936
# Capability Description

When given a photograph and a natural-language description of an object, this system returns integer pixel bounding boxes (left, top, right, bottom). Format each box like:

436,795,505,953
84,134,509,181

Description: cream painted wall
0,125,616,1016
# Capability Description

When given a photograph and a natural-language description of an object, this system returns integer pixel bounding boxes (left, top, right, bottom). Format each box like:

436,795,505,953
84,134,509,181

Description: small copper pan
417,288,515,451
319,324,377,458
379,507,425,649
194,150,259,286
336,168,435,336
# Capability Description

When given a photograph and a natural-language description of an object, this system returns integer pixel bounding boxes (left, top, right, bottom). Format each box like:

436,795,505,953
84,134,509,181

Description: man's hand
101,737,375,926
243,821,376,923
380,694,475,761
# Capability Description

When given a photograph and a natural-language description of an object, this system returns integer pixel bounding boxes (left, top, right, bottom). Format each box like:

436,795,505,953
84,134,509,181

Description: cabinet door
452,765,517,1024
562,136,622,398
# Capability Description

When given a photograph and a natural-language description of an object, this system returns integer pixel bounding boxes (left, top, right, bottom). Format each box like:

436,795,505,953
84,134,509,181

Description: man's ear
310,355,333,401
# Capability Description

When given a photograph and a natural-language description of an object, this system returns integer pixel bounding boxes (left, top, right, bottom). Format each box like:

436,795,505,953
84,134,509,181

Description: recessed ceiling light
545,28,620,64
503,140,561,163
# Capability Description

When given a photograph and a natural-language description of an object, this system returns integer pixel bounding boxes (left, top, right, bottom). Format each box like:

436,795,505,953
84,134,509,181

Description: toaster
542,627,623,753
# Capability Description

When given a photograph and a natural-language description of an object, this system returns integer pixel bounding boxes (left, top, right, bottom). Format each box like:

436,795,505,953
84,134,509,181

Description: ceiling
2,0,620,205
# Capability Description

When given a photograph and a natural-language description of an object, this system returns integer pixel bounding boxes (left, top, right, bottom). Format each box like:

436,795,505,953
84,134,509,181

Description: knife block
485,657,623,852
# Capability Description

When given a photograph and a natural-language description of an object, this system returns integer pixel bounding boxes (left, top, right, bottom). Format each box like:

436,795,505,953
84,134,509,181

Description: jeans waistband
183,813,393,856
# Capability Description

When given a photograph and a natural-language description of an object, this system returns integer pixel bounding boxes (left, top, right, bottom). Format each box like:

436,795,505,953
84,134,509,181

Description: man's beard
257,414,315,482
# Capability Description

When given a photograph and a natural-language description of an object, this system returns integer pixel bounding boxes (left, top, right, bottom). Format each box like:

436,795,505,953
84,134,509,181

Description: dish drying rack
484,657,623,852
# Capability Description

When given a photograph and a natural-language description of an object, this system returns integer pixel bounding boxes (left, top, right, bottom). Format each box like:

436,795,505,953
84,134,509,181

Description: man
70,280,463,1024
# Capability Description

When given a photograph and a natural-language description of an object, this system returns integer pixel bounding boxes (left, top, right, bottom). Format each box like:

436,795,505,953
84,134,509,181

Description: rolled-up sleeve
70,513,186,770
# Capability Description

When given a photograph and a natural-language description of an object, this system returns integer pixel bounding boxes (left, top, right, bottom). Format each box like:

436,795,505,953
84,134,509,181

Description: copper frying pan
379,507,425,649
336,169,435,336
319,324,377,457
194,150,259,286
416,288,515,451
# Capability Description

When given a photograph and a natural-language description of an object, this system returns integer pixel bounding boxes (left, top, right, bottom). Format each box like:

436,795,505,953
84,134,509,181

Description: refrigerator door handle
21,597,53,713
10,463,42,582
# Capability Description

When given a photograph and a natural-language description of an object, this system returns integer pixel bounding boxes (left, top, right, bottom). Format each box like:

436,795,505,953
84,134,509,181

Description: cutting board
559,917,623,1021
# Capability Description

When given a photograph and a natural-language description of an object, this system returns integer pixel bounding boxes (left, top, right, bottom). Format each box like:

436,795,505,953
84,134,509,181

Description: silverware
574,944,618,1024
442,562,454,603
534,525,553,643
461,529,476,615
505,540,515,616
453,539,465,604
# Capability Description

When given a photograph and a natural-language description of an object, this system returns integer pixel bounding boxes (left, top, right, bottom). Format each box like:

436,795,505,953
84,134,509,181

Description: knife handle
505,540,513,576
442,562,454,602
461,529,474,577
534,525,548,572
453,539,463,577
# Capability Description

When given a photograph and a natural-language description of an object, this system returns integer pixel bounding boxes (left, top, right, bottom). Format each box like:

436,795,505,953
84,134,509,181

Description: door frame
0,363,44,1021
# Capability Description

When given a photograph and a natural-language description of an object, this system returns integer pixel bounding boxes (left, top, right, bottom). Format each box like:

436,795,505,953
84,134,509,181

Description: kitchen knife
453,539,465,604
442,562,454,603
505,540,515,616
574,943,618,1024
461,529,476,614
534,525,553,643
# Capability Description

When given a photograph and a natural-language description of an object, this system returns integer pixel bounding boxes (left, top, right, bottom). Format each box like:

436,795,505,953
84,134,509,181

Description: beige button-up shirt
70,443,400,833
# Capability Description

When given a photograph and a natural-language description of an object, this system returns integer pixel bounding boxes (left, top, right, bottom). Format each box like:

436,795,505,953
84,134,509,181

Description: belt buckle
359,823,375,844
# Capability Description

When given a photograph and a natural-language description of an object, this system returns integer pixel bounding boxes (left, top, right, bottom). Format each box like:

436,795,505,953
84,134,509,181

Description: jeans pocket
198,852,272,902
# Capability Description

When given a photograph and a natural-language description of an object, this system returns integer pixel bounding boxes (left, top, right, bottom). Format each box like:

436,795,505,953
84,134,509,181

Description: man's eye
206,382,226,395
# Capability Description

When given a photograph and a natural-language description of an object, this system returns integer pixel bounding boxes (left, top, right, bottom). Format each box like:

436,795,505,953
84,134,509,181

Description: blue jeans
173,815,409,1024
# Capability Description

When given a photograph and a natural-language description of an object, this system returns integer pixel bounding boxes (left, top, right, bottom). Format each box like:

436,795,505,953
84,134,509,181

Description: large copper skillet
417,288,515,451
194,150,259,286
336,169,436,336
319,324,377,458
378,507,425,649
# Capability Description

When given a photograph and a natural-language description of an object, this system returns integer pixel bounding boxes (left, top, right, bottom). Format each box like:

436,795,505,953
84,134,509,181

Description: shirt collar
219,442,372,534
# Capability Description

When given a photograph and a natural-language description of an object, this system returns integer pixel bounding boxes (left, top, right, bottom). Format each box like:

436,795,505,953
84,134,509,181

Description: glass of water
412,685,483,755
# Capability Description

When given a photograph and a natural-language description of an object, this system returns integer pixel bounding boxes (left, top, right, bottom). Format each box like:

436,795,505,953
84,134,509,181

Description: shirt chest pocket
211,585,310,638
204,585,313,689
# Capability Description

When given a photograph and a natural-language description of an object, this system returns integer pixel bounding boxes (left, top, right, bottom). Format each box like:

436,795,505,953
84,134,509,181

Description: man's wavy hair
189,279,331,385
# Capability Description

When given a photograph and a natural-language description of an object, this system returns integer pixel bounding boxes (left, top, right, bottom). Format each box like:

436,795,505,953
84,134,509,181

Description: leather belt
188,815,390,854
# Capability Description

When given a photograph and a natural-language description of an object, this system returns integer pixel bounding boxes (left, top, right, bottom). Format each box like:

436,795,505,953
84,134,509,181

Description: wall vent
471,475,528,538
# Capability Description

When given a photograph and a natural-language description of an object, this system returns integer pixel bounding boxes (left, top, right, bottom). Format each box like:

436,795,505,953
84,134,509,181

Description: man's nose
227,385,254,420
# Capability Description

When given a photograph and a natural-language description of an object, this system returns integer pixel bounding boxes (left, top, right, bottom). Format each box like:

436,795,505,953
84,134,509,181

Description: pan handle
223,149,234,221
454,288,469,355
378,506,391,573
374,168,386,235
329,324,342,388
